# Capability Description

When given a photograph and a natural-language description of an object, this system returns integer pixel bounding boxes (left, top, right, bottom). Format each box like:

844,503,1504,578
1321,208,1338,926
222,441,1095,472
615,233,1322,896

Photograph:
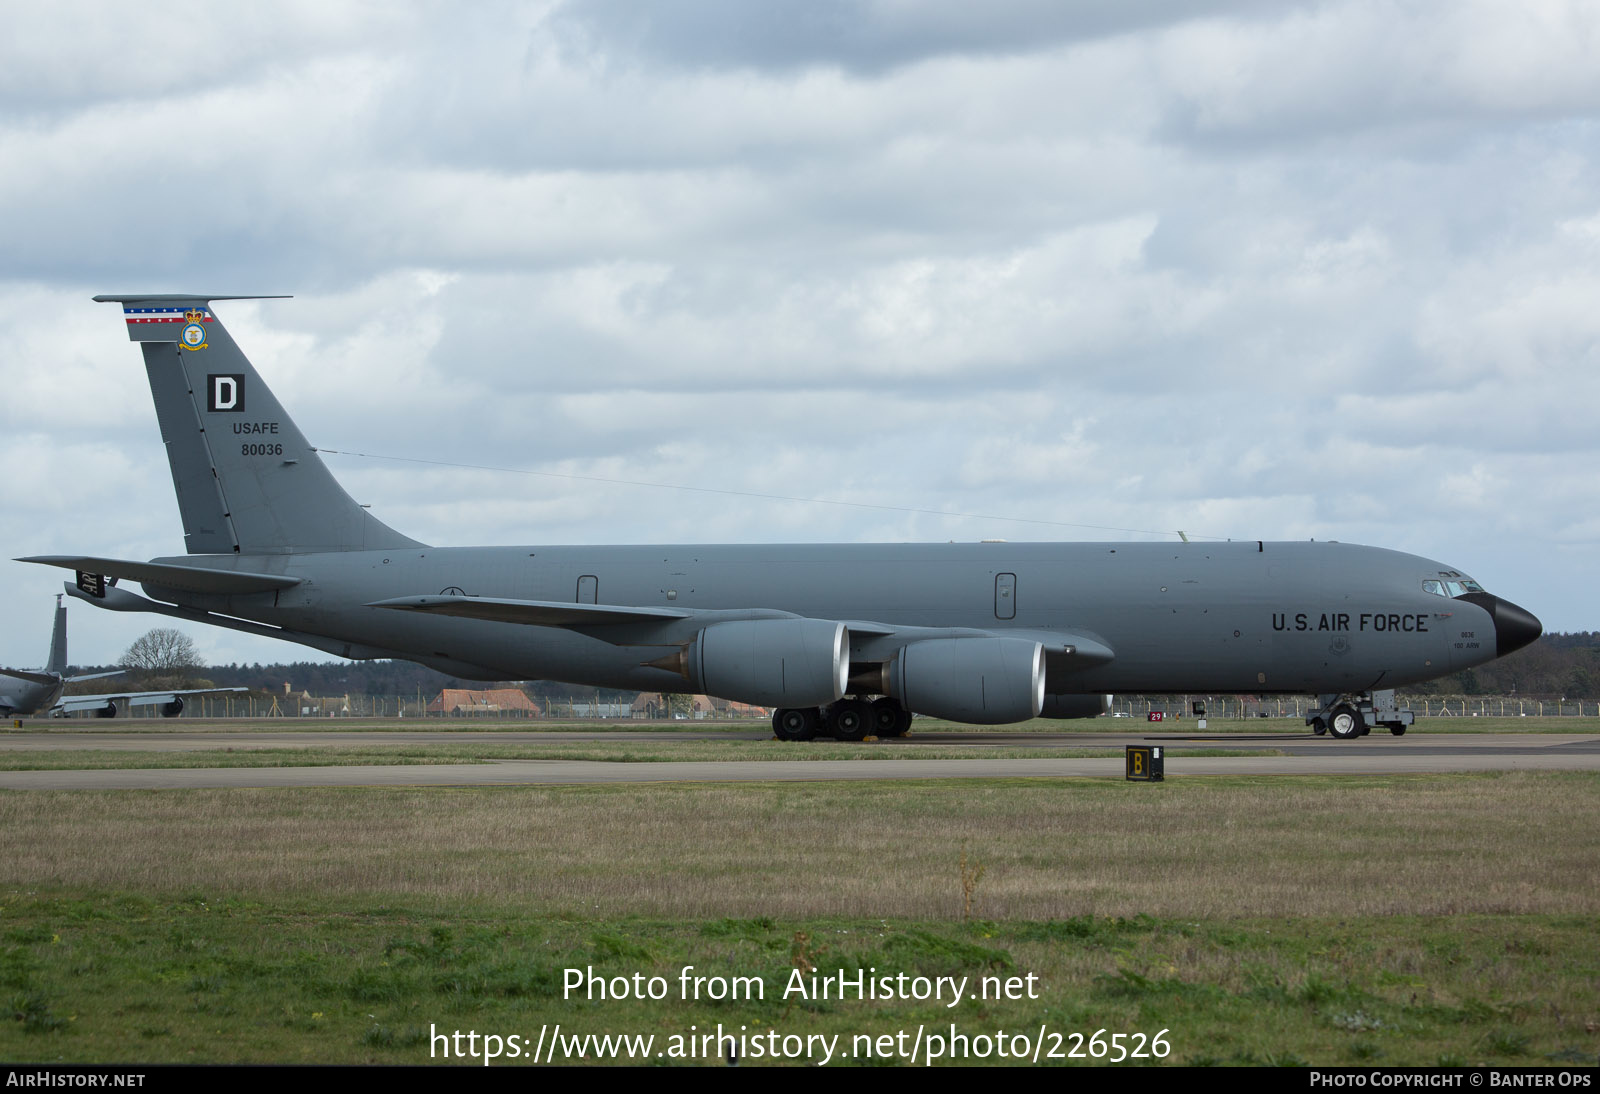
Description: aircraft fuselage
143,538,1517,697
0,677,64,717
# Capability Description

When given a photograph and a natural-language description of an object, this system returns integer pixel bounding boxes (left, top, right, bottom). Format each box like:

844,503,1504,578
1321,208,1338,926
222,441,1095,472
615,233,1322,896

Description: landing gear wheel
1310,717,1328,736
773,707,819,741
828,699,871,741
870,697,905,737
1327,704,1363,740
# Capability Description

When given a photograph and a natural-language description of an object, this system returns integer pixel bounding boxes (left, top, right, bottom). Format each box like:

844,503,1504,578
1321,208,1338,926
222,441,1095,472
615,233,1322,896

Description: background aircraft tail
94,295,422,555
46,596,67,675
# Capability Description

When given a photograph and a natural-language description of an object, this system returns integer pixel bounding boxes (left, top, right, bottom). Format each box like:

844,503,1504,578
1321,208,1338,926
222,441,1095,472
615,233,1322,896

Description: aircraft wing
17,556,302,596
996,627,1116,665
368,595,694,627
56,686,249,714
369,596,1116,665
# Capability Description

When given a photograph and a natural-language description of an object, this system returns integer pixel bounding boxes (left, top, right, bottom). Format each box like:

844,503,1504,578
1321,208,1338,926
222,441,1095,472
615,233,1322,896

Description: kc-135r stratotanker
20,296,1541,740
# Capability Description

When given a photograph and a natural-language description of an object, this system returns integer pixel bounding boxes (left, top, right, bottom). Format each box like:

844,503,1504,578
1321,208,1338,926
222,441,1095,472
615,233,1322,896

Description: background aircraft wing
67,670,125,683
56,686,249,714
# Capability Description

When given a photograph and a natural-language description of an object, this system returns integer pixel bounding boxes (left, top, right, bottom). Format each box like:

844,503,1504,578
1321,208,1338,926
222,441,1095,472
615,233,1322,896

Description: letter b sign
208,374,245,412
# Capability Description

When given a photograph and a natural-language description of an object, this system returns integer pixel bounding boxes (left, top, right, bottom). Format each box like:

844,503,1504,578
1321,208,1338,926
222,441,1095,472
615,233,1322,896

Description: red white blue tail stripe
123,306,211,325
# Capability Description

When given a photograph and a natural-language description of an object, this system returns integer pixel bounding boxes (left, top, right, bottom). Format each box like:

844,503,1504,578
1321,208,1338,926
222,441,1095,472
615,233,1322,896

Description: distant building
630,692,769,719
427,688,539,717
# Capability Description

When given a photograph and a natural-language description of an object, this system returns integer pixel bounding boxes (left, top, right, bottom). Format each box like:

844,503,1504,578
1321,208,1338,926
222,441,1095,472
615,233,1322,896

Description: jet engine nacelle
689,618,848,708
1039,693,1113,719
94,702,117,718
160,697,185,718
889,636,1045,724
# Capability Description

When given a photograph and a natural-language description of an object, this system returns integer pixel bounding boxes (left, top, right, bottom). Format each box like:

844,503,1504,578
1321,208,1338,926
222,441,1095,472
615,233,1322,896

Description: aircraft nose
1457,592,1541,657
1490,596,1542,657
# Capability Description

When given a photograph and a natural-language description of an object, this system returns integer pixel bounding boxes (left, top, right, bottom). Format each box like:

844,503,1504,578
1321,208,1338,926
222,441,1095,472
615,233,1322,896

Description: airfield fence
86,694,771,720
1112,696,1598,719
56,692,1600,720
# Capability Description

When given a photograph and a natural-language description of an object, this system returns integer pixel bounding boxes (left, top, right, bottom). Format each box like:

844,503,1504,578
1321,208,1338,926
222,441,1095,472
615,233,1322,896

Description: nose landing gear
1306,690,1413,739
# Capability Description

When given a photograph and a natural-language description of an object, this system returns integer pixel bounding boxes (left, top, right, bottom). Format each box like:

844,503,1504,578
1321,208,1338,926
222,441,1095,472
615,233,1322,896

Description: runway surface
2,729,1596,789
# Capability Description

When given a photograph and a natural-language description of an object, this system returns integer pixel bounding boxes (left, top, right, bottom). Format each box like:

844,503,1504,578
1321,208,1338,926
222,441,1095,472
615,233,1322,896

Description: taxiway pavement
1,729,1595,789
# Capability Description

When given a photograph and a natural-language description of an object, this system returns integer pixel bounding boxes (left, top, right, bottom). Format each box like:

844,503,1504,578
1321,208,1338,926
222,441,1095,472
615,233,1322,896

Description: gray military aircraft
19,295,1541,740
0,595,244,718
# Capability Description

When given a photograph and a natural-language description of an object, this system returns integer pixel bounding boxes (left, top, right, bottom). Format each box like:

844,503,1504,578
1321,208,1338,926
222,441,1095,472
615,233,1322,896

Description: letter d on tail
208,374,243,412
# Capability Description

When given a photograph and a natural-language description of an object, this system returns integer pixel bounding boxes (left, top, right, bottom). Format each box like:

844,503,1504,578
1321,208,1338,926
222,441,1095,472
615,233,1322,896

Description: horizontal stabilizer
0,667,59,687
91,294,291,343
370,595,694,628
18,556,302,596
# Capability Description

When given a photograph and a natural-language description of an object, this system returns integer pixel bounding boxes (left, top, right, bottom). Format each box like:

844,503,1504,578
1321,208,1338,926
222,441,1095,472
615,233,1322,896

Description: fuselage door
995,573,1017,620
577,575,598,604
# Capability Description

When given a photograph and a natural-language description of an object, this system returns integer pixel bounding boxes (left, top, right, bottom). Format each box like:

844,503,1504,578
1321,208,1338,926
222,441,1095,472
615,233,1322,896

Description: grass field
5,774,1595,918
2,772,1599,1065
2,720,1596,1067
2,893,1595,1066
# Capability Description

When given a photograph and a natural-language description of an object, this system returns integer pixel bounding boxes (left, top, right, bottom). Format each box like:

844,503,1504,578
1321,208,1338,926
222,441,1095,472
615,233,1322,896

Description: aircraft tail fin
46,595,67,676
93,295,424,555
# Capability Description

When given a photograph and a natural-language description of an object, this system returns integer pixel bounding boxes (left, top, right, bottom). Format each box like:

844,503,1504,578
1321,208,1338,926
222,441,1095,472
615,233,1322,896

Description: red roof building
427,688,539,717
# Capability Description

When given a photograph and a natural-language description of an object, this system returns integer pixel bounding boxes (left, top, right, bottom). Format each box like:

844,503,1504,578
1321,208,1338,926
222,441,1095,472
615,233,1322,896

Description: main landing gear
772,697,912,741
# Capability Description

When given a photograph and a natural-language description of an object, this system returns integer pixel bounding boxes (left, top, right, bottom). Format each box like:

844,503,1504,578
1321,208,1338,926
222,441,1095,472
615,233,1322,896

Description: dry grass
2,773,1595,920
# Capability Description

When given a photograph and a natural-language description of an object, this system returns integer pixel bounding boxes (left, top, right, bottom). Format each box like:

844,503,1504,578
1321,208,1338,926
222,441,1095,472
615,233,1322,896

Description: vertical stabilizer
46,595,67,676
94,296,424,555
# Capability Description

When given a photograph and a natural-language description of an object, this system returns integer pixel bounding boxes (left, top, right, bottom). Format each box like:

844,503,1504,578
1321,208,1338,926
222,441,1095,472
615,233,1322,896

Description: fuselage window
1422,580,1445,596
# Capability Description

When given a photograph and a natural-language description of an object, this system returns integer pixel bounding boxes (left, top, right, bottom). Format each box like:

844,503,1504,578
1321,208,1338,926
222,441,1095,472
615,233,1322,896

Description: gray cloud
549,0,1278,75
1,0,1596,668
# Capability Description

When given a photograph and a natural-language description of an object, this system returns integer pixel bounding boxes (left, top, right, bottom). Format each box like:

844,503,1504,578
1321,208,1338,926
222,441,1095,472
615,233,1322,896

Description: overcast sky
2,0,1598,671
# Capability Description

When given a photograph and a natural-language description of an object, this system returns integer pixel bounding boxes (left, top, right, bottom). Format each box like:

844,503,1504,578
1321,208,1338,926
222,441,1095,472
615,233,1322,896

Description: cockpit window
1425,575,1485,597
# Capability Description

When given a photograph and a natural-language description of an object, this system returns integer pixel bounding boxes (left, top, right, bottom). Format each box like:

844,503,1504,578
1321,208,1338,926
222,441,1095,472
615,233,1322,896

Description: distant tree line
1409,632,1600,699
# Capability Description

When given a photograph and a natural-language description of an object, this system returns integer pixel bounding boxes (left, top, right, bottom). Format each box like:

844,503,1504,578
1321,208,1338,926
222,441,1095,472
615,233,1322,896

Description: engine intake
889,636,1045,724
